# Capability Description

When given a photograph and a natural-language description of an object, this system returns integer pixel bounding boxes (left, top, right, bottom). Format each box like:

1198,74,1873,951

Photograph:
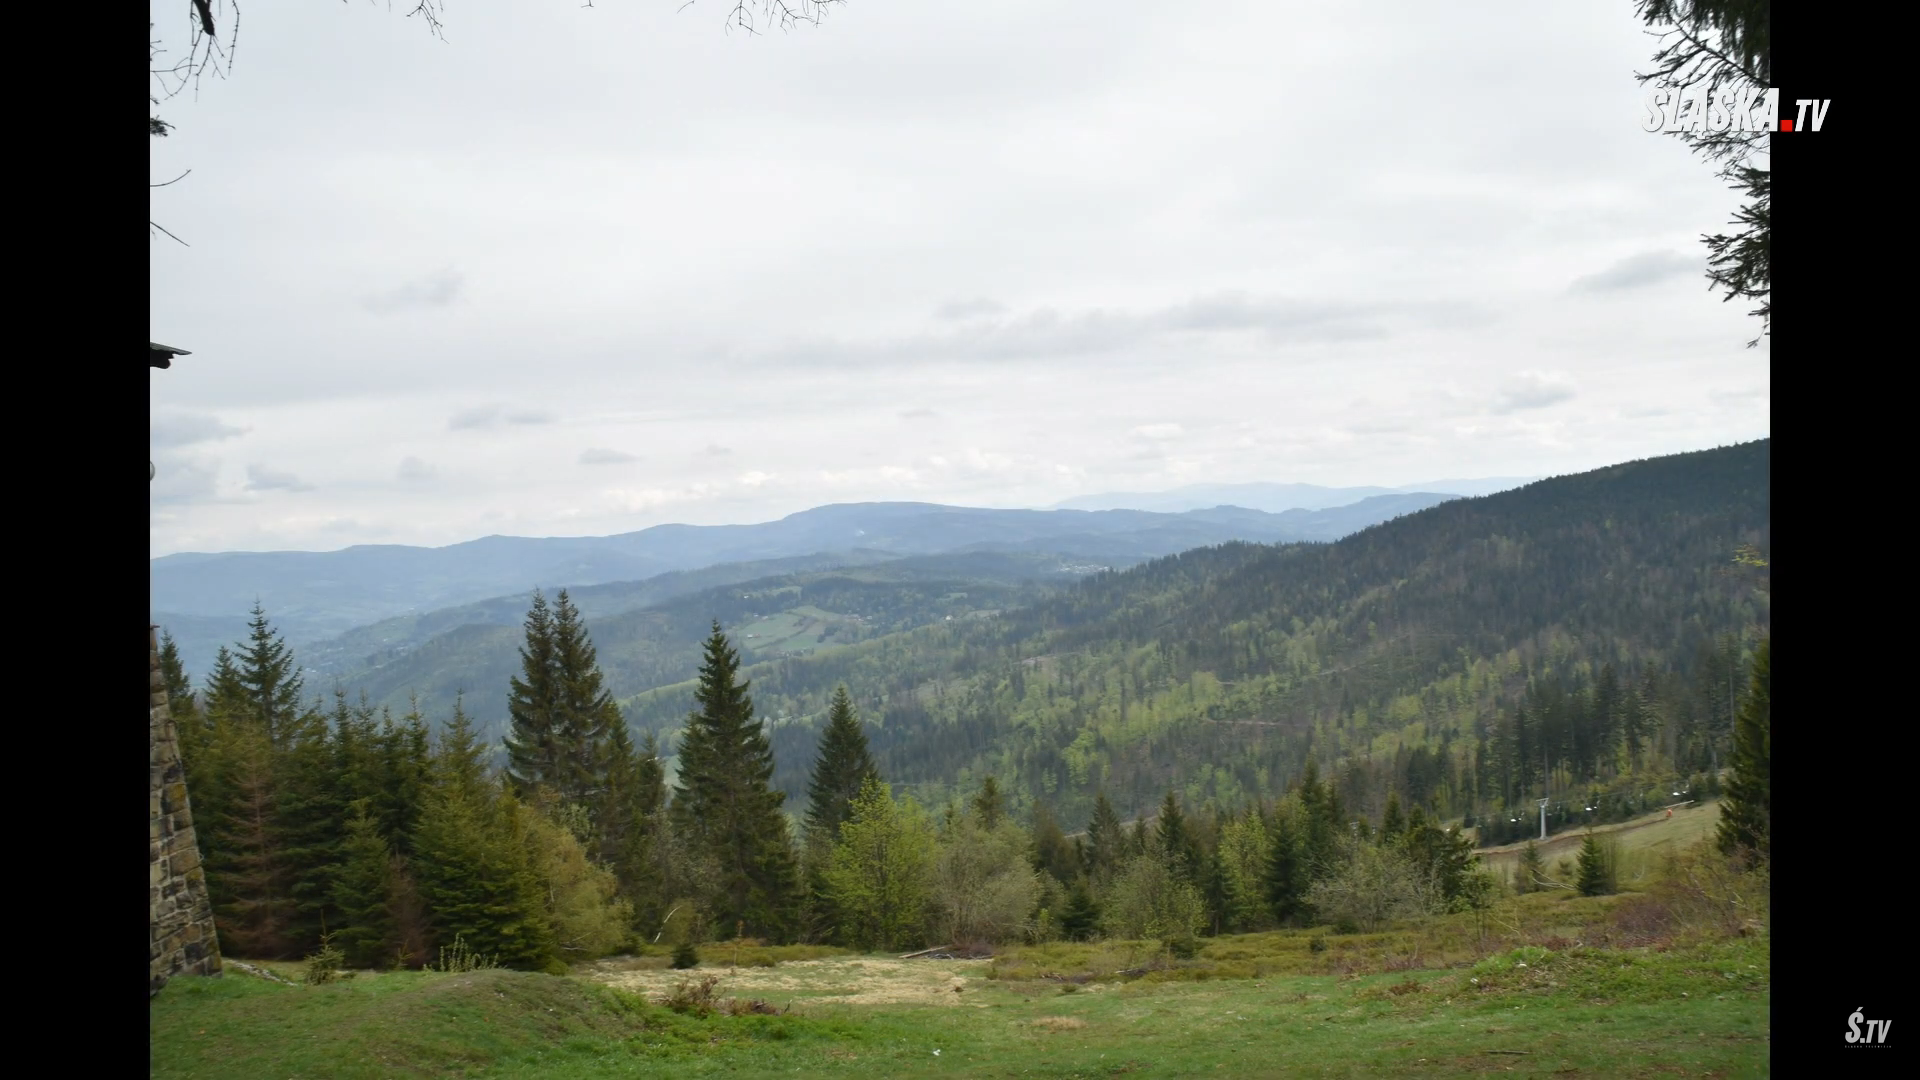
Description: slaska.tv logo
1642,84,1831,133
1846,1007,1893,1047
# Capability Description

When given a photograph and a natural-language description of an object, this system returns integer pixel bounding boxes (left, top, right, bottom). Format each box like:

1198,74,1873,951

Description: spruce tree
200,646,249,735
972,776,1007,832
1029,804,1079,884
437,694,491,804
332,800,397,969
330,689,384,810
548,590,618,806
1381,791,1405,840
503,591,561,796
158,629,196,711
1264,808,1310,926
619,732,673,935
1202,845,1231,936
236,603,305,744
1716,637,1769,865
799,689,878,946
597,719,640,868
275,702,345,951
1155,791,1201,885
209,725,295,958
1059,879,1100,941
411,784,556,970
1576,831,1617,896
671,623,799,942
1084,792,1124,884
375,699,434,854
1516,840,1545,893
1296,759,1340,875
803,685,879,841
503,590,618,807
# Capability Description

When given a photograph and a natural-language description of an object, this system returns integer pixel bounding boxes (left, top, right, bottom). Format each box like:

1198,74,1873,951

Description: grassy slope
154,892,1768,1079
1475,799,1725,888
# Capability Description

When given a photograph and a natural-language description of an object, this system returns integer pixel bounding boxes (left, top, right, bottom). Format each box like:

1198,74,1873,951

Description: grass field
735,607,863,656
152,881,1769,1079
1476,800,1724,890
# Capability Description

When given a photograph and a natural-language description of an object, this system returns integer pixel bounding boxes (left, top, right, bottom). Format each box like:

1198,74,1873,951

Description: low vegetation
154,836,1768,1079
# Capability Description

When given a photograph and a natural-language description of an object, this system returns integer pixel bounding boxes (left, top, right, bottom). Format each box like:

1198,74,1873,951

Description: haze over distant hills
1051,477,1537,514
152,492,1456,681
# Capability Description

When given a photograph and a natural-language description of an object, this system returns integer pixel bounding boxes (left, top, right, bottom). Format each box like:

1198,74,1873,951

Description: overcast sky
149,0,1769,558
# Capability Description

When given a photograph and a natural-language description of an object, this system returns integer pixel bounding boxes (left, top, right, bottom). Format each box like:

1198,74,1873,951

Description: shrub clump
671,940,699,970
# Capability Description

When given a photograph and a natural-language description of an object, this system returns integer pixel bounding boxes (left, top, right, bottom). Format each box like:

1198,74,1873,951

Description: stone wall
151,625,221,996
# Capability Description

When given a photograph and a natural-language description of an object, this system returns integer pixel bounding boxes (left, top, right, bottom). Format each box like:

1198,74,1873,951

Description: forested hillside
158,440,1769,976
314,552,1129,733
620,441,1768,835
153,494,1455,679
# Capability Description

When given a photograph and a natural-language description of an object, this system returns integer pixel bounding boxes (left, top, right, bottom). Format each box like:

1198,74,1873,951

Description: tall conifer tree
804,685,879,841
209,725,295,958
158,629,196,711
1085,792,1124,884
275,699,344,951
236,603,304,744
548,590,618,805
671,623,798,941
618,732,673,935
1716,637,1769,865
1265,806,1309,925
972,776,1007,833
332,800,397,969
503,591,561,796
411,785,556,970
597,719,640,867
1155,791,1201,885
437,694,491,804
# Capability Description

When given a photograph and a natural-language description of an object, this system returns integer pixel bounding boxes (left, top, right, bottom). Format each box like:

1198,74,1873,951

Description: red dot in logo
1779,119,1793,131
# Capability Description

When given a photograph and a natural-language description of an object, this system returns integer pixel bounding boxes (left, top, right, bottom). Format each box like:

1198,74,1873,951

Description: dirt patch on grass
1030,1016,1089,1031
587,956,996,1008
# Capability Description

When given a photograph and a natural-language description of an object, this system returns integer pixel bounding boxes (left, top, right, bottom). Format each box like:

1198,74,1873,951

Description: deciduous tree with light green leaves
1215,810,1271,933
1101,853,1206,954
931,795,1040,948
824,777,935,952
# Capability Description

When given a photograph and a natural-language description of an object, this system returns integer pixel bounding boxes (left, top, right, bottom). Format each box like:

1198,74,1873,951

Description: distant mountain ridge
152,493,1457,681
1052,477,1536,514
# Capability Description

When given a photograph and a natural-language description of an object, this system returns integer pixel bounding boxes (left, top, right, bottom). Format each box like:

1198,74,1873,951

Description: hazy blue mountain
1052,477,1534,513
152,494,1456,679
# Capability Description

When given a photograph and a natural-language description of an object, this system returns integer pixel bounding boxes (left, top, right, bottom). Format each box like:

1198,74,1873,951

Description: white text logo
1642,85,1829,133
1846,1007,1892,1046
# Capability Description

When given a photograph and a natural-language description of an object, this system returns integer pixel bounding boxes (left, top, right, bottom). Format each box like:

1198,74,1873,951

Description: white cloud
245,464,315,493
450,405,558,431
397,456,438,484
144,0,1767,555
151,410,247,449
579,447,640,465
1569,250,1698,293
1492,372,1578,414
1130,423,1186,441
363,269,464,314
